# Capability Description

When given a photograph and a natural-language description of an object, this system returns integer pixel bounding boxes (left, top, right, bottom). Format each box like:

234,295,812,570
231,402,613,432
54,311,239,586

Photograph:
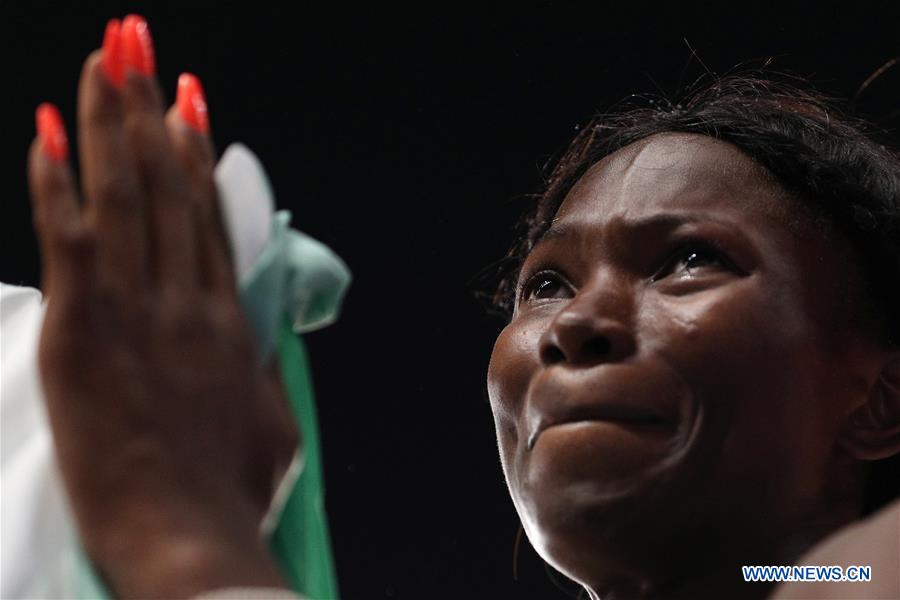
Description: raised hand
28,15,297,598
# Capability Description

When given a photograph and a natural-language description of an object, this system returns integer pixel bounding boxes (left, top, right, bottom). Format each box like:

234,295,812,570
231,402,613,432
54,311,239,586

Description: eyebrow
534,213,714,250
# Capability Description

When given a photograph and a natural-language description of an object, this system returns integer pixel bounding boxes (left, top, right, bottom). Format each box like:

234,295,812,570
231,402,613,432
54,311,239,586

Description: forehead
555,133,790,228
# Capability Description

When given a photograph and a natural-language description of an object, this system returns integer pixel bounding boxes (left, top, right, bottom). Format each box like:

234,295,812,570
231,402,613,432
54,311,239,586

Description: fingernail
121,14,155,77
35,103,69,163
177,73,209,134
100,18,124,87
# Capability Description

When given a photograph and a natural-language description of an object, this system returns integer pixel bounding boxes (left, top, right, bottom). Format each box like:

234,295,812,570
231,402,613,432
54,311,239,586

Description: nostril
540,335,614,366
541,345,566,365
583,337,611,358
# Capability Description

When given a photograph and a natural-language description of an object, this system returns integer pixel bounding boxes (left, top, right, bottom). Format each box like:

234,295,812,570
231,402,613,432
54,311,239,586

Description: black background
2,3,898,598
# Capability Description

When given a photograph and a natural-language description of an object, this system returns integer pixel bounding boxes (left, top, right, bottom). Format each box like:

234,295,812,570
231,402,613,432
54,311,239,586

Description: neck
580,505,862,600
583,557,775,600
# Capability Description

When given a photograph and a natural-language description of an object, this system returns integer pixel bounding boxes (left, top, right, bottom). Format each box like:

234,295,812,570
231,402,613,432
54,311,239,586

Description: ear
841,355,900,461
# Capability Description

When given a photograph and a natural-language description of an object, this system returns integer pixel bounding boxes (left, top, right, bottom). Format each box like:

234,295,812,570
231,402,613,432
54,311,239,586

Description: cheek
648,279,813,400
488,317,545,475
646,281,835,502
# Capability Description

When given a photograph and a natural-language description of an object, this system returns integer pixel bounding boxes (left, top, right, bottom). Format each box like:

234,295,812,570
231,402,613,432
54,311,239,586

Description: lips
525,365,681,450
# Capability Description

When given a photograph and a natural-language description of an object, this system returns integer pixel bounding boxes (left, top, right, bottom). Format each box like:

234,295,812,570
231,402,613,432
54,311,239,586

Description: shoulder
771,499,900,599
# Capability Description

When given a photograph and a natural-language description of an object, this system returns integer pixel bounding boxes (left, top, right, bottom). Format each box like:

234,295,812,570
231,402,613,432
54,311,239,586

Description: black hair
486,73,900,513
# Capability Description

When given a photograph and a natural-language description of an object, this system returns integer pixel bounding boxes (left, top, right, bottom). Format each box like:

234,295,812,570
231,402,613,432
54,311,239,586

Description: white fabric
0,144,299,599
216,143,273,280
1,284,78,598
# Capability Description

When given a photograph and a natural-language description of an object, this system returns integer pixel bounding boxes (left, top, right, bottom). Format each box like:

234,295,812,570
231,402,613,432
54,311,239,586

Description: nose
538,289,636,367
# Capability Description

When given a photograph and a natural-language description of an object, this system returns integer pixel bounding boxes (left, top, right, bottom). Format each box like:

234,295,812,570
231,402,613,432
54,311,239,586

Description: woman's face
487,133,873,592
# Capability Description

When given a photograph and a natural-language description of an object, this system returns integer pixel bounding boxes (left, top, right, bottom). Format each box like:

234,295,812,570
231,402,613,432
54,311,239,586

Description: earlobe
841,357,900,461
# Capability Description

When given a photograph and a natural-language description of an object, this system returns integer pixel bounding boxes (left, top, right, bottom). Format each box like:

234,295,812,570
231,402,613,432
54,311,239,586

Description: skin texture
487,133,893,599
28,50,295,598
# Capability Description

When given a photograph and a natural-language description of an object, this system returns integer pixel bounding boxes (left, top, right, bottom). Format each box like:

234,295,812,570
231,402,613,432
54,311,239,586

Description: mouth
524,366,683,452
527,406,674,450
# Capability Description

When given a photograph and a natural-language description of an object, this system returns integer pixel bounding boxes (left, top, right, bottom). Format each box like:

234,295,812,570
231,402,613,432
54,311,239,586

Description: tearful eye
520,271,571,302
681,250,720,274
654,243,731,281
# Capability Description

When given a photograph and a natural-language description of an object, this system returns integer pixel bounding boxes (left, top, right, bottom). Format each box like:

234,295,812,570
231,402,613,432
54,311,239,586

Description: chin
518,466,664,573
518,478,718,597
511,410,713,588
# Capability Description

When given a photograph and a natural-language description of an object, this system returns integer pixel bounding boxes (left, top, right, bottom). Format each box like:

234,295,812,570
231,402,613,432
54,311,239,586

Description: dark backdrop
2,3,898,598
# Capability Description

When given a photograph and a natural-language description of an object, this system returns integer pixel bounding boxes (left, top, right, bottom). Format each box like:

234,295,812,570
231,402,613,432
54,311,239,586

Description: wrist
87,497,285,599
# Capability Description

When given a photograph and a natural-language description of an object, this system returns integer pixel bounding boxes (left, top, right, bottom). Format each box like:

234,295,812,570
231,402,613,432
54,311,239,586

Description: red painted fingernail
35,103,69,163
101,18,124,87
121,14,155,77
177,73,209,134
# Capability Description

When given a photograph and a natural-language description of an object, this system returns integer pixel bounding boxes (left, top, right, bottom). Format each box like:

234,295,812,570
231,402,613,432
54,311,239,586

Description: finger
29,105,95,302
165,74,235,292
120,15,197,292
78,33,147,297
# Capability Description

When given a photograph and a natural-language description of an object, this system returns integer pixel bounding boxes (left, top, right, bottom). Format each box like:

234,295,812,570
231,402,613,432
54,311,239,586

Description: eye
654,243,732,281
519,271,572,303
679,249,721,274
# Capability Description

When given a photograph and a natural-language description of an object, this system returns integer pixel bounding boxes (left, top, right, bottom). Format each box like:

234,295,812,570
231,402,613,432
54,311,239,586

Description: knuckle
83,88,124,130
92,174,142,214
165,310,209,345
124,116,163,156
160,294,203,331
68,229,94,256
54,226,95,261
208,297,244,327
105,287,152,325
94,280,153,316
126,119,189,204
209,301,257,353
91,282,132,327
126,74,166,113
178,137,215,180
